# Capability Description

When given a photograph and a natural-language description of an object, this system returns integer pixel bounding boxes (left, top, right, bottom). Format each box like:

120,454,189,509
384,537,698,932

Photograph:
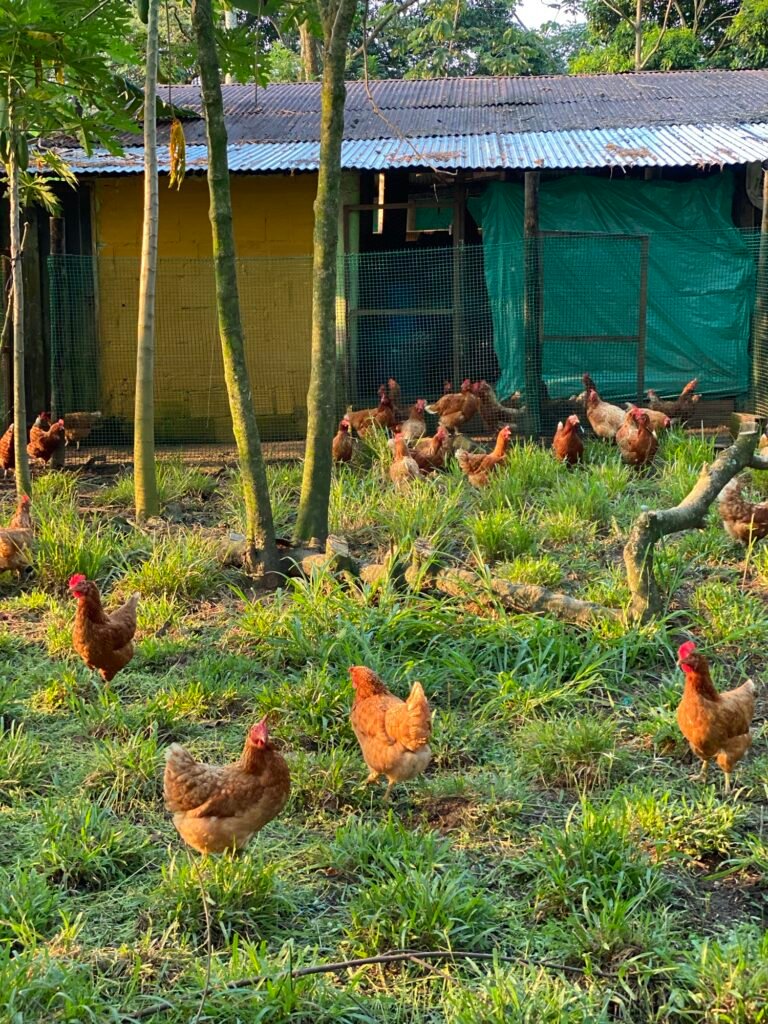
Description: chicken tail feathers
404,681,432,747
455,449,470,470
425,403,439,414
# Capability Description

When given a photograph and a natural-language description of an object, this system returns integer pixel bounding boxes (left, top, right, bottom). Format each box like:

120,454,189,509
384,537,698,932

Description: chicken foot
689,760,708,783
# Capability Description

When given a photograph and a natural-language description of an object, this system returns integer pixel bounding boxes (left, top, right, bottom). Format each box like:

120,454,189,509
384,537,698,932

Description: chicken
27,414,65,464
442,380,454,395
164,718,291,854
64,411,102,450
646,378,700,424
332,418,354,463
718,475,768,545
615,407,658,468
625,404,671,434
69,574,140,683
346,389,396,436
676,641,757,793
583,388,625,441
0,423,14,477
475,380,525,433
0,494,33,575
552,414,584,465
349,666,431,795
456,425,512,487
389,429,422,490
411,427,452,473
400,399,427,442
426,379,480,433
387,378,405,421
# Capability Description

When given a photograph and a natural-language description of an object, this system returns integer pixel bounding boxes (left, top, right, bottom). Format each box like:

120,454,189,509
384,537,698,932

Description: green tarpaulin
467,174,755,401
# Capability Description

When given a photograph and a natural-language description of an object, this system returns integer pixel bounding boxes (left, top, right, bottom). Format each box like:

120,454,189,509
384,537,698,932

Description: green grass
1,436,766,1022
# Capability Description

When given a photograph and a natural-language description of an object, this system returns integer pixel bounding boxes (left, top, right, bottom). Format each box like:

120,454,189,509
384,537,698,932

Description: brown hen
0,494,33,575
677,642,757,793
349,666,432,796
164,718,291,854
718,475,768,545
456,425,512,487
552,415,584,465
69,574,139,683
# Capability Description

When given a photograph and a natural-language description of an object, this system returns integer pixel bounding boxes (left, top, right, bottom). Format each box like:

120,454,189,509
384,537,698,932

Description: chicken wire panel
343,244,500,422
48,253,314,465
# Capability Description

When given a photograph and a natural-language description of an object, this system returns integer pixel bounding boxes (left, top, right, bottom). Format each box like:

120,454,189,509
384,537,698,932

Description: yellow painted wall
92,174,319,442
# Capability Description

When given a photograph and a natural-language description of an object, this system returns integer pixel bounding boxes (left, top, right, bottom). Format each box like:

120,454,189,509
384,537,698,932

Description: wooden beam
523,170,542,435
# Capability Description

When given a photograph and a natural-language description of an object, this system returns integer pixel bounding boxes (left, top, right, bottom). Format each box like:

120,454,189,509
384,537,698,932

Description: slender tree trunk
9,143,31,496
294,0,356,545
634,0,643,70
191,0,278,573
134,0,160,519
300,22,321,80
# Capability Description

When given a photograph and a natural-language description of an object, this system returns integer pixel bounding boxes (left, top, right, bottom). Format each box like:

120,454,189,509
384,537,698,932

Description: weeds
0,435,765,1020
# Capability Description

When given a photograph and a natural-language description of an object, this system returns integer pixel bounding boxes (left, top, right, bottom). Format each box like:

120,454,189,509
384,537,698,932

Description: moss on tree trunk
294,0,356,545
191,0,277,572
133,0,160,520
9,143,31,496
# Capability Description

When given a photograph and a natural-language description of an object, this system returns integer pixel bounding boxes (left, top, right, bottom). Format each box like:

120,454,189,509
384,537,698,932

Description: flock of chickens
332,374,703,490
0,371,761,856
0,410,103,476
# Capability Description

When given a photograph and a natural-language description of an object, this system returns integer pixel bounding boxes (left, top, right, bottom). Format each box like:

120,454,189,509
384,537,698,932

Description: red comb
250,717,269,743
677,641,696,661
20,494,30,504
68,573,87,588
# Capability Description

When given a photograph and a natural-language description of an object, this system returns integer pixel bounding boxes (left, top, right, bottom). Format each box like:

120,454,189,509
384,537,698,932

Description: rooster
552,415,584,465
718,475,768,545
349,666,431,797
615,408,658,468
332,419,354,463
456,425,512,487
0,423,14,477
0,494,33,575
69,574,140,684
164,718,291,854
677,641,757,793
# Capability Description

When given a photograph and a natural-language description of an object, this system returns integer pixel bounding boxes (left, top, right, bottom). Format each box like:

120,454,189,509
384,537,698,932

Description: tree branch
351,0,428,58
623,427,764,620
639,0,674,68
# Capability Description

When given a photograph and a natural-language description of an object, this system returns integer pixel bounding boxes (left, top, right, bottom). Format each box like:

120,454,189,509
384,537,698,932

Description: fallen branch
623,425,768,620
353,540,619,625
121,947,612,1020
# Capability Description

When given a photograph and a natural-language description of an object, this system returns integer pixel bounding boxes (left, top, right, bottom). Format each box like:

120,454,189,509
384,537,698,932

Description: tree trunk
634,0,643,70
294,0,357,545
623,426,768,620
300,22,321,80
191,0,278,573
134,0,160,520
9,143,31,496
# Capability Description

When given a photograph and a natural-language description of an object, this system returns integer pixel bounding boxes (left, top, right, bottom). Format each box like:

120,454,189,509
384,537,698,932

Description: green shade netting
467,174,755,400
414,205,453,231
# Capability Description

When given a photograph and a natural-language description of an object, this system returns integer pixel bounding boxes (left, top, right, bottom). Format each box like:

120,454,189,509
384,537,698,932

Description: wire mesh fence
28,226,768,467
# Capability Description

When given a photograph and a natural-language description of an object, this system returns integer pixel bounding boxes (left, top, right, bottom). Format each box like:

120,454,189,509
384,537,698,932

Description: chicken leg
689,759,709,783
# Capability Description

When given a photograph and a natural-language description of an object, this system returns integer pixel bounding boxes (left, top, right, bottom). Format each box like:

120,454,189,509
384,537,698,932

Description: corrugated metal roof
154,71,768,144
59,122,768,174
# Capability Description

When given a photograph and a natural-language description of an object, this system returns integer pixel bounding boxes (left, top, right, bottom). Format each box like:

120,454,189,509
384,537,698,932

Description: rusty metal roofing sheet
59,122,768,174
156,71,768,143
